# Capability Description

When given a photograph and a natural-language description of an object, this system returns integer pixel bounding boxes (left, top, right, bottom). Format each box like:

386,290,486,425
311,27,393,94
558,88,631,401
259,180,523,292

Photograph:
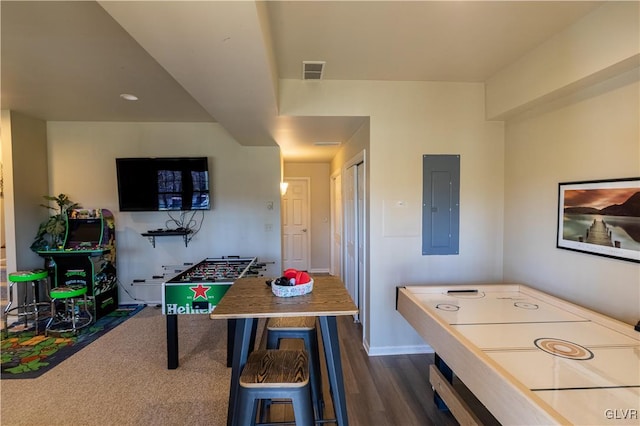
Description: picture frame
557,177,640,263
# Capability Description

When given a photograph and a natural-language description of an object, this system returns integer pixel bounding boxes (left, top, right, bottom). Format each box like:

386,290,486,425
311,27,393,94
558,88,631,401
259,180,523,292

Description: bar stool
45,285,92,335
266,316,324,419
3,269,49,337
237,349,315,426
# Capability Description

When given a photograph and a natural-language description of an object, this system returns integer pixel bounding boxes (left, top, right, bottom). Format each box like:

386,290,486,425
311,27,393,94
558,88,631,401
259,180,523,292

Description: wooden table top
210,275,358,319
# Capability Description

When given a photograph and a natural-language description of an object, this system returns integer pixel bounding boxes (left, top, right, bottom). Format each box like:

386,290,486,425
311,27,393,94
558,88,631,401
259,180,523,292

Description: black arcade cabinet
37,209,118,319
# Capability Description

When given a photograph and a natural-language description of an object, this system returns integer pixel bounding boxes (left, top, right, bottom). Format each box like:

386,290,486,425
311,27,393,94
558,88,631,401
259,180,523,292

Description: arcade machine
37,209,118,319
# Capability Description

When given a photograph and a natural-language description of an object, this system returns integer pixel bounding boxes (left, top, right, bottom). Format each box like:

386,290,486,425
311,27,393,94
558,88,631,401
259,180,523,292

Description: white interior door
344,165,359,321
356,162,365,324
282,178,310,271
331,172,342,278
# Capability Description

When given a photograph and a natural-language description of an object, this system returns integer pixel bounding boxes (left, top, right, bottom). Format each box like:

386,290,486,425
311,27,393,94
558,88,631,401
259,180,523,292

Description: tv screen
66,219,103,248
116,157,210,212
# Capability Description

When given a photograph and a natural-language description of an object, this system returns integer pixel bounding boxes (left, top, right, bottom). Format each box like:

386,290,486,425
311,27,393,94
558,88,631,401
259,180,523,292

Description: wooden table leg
167,314,178,369
434,353,453,410
429,364,482,425
227,319,235,367
227,317,256,426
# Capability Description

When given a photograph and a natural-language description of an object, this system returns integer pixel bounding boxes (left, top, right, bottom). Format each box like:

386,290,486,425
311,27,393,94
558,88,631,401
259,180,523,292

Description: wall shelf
141,230,193,248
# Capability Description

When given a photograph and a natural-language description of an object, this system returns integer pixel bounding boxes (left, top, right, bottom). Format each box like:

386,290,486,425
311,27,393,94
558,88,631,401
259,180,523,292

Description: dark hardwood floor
263,315,481,425
336,316,458,426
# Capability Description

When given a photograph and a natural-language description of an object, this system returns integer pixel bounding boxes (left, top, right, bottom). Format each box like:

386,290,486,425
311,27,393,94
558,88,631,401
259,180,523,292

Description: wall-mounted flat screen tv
116,157,210,212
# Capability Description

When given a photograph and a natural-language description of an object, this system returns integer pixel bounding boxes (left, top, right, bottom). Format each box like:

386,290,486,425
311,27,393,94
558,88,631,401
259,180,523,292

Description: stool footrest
45,286,93,336
267,316,316,331
265,317,324,422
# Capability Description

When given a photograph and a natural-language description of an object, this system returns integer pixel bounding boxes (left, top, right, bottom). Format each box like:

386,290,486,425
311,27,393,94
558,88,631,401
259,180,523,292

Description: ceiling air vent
302,61,325,80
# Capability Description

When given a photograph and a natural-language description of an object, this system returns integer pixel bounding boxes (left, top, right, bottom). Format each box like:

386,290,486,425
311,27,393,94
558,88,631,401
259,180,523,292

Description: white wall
331,119,370,177
280,2,640,355
6,0,634,357
1,111,50,273
503,69,640,324
486,2,640,120
277,0,640,356
491,1,640,326
47,121,282,303
0,133,4,251
280,80,505,354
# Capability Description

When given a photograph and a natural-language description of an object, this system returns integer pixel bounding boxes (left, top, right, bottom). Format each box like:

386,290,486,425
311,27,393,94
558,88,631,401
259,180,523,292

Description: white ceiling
1,1,602,162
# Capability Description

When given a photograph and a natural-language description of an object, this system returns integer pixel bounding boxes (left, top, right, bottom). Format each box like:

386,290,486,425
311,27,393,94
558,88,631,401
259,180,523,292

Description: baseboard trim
308,268,330,274
366,344,434,356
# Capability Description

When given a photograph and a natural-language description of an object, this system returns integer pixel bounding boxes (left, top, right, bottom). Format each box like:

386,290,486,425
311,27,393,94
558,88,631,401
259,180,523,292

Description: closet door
344,165,357,315
331,173,342,278
344,162,363,322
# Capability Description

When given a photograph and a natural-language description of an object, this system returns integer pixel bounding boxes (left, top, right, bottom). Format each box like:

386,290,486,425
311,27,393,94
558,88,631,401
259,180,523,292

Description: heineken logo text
165,303,213,314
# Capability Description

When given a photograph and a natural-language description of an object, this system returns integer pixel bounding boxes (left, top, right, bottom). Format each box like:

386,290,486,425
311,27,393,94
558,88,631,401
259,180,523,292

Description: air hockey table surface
397,283,640,425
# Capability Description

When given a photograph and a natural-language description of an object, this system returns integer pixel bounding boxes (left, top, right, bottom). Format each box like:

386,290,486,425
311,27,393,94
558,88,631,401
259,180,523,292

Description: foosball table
162,257,266,369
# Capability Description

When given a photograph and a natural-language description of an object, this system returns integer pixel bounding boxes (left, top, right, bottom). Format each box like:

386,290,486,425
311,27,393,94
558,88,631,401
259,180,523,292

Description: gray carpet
1,306,237,425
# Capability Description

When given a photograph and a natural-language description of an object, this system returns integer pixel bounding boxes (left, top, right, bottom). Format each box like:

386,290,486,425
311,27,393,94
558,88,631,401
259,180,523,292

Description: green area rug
1,304,145,379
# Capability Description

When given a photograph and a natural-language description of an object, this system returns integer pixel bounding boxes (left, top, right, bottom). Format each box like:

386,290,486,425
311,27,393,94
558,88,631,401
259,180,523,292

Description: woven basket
271,278,314,297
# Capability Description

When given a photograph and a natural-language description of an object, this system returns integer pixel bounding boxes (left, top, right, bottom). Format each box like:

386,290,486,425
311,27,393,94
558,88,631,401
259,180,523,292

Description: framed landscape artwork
557,178,640,263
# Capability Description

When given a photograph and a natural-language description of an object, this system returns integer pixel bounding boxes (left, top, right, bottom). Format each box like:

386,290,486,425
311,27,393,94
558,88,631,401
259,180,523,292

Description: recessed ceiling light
120,93,139,101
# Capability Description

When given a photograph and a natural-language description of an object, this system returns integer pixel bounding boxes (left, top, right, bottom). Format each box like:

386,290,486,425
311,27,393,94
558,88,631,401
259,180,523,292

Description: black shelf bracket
141,230,192,248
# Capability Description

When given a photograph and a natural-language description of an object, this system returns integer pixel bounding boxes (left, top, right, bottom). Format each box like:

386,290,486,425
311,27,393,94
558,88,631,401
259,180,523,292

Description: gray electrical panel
422,155,460,255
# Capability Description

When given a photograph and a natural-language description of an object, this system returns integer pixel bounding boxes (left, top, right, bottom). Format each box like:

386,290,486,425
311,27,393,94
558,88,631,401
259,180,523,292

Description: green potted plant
30,194,81,251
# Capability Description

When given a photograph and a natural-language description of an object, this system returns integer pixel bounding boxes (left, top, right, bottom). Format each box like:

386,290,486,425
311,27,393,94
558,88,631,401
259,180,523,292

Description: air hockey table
397,284,640,425
162,257,261,369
